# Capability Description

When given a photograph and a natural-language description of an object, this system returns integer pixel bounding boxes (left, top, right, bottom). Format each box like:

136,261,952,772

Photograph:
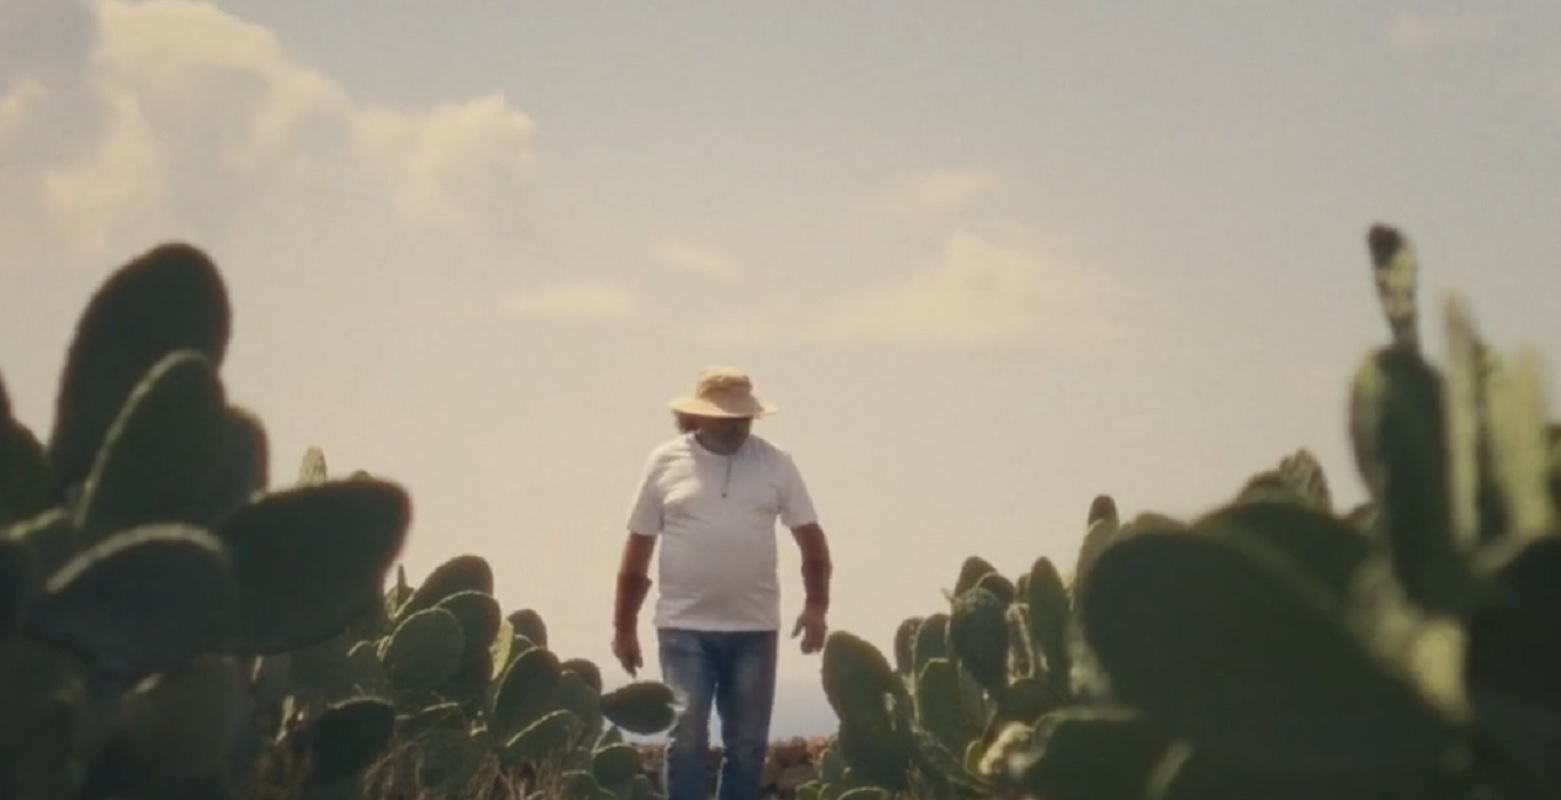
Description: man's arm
790,522,832,612
614,531,657,634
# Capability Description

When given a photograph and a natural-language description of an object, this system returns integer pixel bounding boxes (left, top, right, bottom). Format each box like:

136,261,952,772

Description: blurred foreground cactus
815,223,1561,800
0,243,680,800
0,243,412,799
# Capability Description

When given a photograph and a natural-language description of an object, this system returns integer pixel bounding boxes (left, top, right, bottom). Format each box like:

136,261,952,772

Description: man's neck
694,432,743,455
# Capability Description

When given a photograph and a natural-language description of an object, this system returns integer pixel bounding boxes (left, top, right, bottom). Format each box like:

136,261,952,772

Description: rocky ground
631,737,833,799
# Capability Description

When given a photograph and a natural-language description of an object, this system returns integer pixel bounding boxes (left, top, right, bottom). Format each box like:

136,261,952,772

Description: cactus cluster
0,243,413,799
0,242,681,800
272,451,680,799
806,489,1179,800
811,223,1561,800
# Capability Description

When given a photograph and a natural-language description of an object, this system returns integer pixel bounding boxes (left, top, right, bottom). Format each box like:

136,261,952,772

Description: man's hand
789,522,832,655
612,534,655,677
612,629,642,676
791,603,828,654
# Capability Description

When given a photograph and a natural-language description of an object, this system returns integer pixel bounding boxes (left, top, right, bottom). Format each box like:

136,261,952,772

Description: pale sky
2,0,1559,737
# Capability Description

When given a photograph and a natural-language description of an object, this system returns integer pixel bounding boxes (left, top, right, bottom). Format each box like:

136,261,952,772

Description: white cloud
0,0,538,267
507,281,637,320
0,80,45,142
654,237,747,280
854,170,996,222
1386,12,1500,53
698,228,1121,352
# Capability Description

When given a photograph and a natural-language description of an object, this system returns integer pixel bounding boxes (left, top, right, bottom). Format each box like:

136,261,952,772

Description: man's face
696,415,752,452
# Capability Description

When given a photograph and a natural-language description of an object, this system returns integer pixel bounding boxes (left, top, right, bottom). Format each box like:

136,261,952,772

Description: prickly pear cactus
277,543,679,799
976,224,1561,800
0,242,413,800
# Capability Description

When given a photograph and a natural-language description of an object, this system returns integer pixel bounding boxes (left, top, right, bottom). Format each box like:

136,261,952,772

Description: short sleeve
777,450,819,529
624,452,664,536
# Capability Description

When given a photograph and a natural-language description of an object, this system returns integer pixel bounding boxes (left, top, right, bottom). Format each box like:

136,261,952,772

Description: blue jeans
657,627,779,800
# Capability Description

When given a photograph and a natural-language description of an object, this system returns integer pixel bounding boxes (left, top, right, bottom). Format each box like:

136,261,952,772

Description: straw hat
668,365,777,419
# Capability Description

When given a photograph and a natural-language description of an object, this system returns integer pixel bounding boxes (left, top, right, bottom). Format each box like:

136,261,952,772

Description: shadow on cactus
0,243,412,800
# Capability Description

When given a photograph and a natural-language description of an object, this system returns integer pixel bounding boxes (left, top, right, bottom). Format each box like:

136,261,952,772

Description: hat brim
668,395,776,419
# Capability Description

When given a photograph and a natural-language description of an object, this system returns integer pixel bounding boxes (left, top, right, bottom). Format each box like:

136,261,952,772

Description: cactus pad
305,697,397,785
508,607,548,647
74,350,229,544
116,654,247,785
434,589,503,658
600,680,676,735
948,587,1009,696
1078,521,1460,772
1,417,53,529
562,657,604,693
1024,556,1070,678
26,524,237,675
821,631,903,737
380,607,466,696
0,538,38,636
997,707,1169,800
216,479,410,653
953,556,999,598
397,554,495,620
48,242,231,493
490,644,563,738
192,407,269,525
591,741,641,786
892,615,922,676
502,708,578,767
1349,343,1470,615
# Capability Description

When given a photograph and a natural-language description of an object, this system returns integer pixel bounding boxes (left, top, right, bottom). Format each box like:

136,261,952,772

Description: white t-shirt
624,432,819,631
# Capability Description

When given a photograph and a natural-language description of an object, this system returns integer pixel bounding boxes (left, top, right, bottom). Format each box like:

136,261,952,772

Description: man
612,365,833,800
